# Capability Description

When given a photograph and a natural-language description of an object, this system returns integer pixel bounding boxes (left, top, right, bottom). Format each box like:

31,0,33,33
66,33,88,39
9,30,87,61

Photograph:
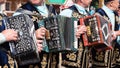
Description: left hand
35,27,46,52
35,27,46,39
36,40,43,52
112,31,117,40
76,25,87,38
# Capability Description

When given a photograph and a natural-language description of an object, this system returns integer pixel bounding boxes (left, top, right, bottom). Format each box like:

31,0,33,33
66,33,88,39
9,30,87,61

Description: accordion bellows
1,14,40,65
80,14,112,50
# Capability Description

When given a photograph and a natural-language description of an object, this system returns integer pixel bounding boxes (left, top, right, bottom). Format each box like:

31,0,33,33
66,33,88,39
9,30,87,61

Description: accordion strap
16,8,44,18
46,5,56,16
96,8,109,20
69,5,86,18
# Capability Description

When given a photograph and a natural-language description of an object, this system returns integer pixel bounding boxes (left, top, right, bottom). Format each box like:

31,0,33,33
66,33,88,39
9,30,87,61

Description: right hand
1,29,18,41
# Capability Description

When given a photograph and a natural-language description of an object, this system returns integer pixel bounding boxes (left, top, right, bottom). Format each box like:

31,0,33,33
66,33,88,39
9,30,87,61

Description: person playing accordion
59,0,92,68
0,0,18,68
13,0,60,68
91,0,120,68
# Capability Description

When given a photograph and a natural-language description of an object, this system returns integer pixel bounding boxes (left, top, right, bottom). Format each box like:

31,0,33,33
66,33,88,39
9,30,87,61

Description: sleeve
117,36,120,45
0,33,6,44
13,12,22,16
116,25,120,45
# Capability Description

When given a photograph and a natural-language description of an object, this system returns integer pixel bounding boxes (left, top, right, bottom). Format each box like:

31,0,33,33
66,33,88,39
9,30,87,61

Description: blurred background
0,0,104,16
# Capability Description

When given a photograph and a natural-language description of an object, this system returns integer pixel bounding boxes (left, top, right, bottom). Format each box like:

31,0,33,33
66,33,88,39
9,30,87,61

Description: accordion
38,15,78,52
80,14,112,49
1,14,40,65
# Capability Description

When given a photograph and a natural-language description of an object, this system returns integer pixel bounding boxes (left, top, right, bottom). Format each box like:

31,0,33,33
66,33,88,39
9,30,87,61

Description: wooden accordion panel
1,14,40,65
80,15,112,49
38,15,78,52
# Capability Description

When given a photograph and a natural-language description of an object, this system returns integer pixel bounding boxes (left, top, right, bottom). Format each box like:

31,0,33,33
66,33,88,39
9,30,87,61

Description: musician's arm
0,33,6,44
112,30,120,40
114,30,120,36
13,12,22,16
0,29,18,44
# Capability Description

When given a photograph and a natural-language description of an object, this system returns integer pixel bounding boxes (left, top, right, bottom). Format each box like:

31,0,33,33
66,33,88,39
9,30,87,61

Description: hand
35,27,46,52
36,39,43,52
112,31,117,40
35,27,46,39
1,29,18,41
112,30,120,41
76,25,87,38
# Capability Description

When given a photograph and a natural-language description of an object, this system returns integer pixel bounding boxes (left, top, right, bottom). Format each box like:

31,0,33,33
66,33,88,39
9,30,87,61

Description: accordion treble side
2,14,40,65
80,14,112,50
38,15,78,52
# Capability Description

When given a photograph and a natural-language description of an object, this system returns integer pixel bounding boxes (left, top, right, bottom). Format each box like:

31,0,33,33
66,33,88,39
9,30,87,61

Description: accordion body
38,15,78,52
80,15,112,49
1,14,40,65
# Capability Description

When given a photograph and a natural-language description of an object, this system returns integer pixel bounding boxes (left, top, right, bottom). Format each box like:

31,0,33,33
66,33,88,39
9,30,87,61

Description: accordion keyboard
85,16,100,42
45,17,61,50
6,14,36,55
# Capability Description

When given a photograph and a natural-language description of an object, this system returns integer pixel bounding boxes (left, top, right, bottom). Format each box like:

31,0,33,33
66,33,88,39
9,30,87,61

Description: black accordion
80,14,112,50
1,14,40,65
38,15,78,52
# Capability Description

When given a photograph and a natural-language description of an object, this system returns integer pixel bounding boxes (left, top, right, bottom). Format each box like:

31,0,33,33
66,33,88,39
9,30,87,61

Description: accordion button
19,31,23,36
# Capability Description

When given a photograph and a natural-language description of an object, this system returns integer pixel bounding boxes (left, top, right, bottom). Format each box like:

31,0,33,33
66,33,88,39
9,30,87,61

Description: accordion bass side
38,15,78,52
80,15,112,49
2,14,40,65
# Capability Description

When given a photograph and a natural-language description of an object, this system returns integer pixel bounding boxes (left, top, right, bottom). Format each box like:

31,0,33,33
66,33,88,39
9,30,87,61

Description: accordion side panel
95,16,112,49
107,23,112,49
43,16,65,52
79,18,89,46
5,14,40,65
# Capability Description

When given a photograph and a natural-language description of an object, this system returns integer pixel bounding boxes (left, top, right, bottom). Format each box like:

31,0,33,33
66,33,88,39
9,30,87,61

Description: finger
13,34,18,37
37,36,45,40
37,40,43,44
12,37,18,41
39,27,46,32
41,32,46,36
36,33,45,39
37,44,43,48
37,44,43,52
41,29,46,33
37,44,43,50
38,48,42,52
76,35,80,38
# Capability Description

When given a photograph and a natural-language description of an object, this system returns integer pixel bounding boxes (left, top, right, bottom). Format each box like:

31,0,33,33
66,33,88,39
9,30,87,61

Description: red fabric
60,0,74,10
